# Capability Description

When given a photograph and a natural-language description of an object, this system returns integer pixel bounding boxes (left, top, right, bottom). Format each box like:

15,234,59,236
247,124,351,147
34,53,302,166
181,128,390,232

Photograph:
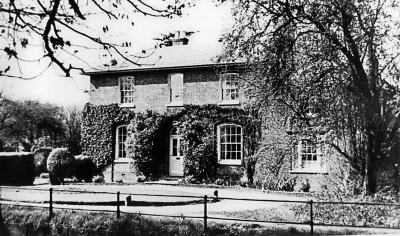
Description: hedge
0,152,36,186
74,155,97,182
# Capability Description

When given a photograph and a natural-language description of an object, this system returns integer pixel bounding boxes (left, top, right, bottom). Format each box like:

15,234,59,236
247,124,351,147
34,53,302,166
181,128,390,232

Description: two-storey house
82,32,254,182
82,31,335,191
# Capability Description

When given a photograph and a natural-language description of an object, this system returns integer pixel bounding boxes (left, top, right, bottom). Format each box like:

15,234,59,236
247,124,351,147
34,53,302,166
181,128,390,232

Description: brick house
82,32,332,190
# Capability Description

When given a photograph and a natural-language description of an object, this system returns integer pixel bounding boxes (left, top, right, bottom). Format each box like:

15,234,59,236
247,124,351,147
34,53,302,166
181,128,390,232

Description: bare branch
91,0,117,19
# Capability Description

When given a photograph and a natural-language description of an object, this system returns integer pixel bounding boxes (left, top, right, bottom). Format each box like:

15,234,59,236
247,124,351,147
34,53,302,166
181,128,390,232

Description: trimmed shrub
0,152,36,186
74,155,96,182
33,147,53,176
47,148,76,185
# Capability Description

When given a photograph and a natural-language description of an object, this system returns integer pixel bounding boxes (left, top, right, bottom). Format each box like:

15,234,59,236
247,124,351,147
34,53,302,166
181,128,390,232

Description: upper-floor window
168,73,184,105
220,73,240,105
218,124,242,165
120,76,135,105
116,125,127,159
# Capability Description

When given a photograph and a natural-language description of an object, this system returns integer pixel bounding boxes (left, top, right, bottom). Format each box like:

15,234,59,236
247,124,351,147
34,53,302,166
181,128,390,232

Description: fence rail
1,186,400,235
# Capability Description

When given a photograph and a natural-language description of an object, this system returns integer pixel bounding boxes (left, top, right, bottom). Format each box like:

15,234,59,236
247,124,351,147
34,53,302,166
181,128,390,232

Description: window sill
290,169,327,175
119,103,135,108
166,102,184,107
218,160,241,165
218,100,240,106
114,158,132,163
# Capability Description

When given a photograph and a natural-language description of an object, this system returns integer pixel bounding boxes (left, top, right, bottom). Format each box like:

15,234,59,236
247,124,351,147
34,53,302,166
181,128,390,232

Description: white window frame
292,139,326,173
167,73,184,107
218,72,240,106
119,76,135,107
115,125,129,162
217,124,243,165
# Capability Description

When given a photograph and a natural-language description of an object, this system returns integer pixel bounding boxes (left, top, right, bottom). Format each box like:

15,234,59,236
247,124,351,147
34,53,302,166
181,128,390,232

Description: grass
210,203,306,223
1,204,316,236
2,201,400,235
210,204,400,235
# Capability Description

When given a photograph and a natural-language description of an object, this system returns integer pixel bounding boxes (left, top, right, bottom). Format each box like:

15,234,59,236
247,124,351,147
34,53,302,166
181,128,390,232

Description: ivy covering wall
126,110,173,178
81,103,135,167
125,104,262,182
175,105,262,182
81,103,262,183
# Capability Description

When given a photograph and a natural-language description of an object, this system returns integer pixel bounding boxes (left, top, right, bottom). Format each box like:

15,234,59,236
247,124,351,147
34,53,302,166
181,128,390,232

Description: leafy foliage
261,174,297,192
47,148,76,185
0,152,36,186
81,103,134,167
74,155,96,182
176,104,261,183
126,110,172,178
177,116,217,182
0,95,82,154
63,106,83,155
0,96,66,151
221,0,400,194
33,147,53,176
123,104,261,182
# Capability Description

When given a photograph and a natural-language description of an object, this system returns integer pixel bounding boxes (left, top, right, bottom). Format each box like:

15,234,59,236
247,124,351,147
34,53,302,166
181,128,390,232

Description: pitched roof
83,43,242,75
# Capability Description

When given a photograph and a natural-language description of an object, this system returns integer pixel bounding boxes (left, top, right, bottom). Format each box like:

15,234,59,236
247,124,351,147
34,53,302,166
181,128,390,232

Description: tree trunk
365,161,378,194
364,131,379,195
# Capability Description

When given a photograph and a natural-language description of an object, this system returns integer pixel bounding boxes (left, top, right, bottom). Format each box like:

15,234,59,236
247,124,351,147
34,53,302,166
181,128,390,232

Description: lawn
210,204,400,235
2,203,400,235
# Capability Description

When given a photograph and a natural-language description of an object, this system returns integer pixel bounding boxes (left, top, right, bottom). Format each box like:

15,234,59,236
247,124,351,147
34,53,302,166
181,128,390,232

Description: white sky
0,1,232,108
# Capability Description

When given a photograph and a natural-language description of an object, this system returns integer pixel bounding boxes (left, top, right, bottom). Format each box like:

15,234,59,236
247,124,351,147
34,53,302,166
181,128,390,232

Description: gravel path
0,183,307,216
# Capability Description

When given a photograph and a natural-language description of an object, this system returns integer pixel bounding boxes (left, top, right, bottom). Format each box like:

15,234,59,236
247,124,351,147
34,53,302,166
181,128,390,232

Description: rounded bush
47,148,76,185
74,155,96,182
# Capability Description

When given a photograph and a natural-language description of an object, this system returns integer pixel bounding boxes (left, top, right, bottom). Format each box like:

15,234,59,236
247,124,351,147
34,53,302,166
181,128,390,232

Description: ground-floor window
116,125,127,159
218,124,242,165
294,139,325,173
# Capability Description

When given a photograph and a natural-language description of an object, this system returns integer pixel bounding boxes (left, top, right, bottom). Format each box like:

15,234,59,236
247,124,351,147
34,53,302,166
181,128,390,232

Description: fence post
117,191,120,219
204,195,208,234
49,188,53,218
309,199,314,235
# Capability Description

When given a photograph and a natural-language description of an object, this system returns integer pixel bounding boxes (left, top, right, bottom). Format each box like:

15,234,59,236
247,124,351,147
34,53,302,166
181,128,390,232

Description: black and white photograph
0,0,400,235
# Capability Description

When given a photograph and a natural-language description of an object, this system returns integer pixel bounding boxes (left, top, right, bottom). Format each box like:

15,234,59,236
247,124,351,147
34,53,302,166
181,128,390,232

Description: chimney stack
170,31,189,46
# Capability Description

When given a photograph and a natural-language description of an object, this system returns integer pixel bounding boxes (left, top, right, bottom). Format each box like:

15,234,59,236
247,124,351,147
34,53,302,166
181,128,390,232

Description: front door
169,135,184,176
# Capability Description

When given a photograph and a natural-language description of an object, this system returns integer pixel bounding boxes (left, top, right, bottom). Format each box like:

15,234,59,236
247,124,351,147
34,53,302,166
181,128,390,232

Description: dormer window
167,73,184,106
119,76,135,107
219,73,240,105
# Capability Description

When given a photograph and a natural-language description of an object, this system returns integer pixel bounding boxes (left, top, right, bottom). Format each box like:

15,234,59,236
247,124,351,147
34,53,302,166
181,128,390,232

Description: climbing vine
176,104,262,183
81,103,135,167
82,103,261,183
126,110,173,178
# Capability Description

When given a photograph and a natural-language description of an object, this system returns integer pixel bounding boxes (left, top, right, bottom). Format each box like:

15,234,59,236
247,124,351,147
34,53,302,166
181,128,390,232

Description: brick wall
89,68,224,112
